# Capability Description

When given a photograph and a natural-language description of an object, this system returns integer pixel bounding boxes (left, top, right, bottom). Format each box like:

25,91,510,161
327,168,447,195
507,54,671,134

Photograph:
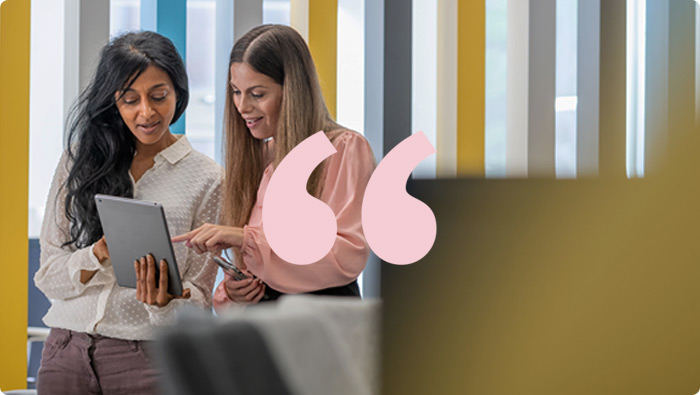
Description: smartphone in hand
212,255,250,281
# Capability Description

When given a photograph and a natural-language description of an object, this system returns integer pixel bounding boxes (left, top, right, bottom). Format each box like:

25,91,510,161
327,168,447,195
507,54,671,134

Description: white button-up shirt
35,136,222,340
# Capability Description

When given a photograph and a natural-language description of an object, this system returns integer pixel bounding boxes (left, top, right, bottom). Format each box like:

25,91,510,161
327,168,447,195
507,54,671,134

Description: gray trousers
36,328,160,395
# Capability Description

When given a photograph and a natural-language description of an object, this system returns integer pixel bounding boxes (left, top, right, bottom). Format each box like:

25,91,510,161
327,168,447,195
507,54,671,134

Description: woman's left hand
135,254,191,307
172,223,244,256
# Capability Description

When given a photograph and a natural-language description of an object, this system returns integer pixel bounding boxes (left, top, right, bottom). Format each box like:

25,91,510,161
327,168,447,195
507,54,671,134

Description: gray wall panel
577,0,600,177
599,0,626,178
527,0,556,177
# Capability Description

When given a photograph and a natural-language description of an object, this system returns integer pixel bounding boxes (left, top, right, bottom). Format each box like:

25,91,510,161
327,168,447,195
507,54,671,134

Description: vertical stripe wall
63,0,79,144
577,0,601,177
361,0,385,299
641,0,696,174
214,0,234,165
456,0,485,177
30,0,65,239
142,0,187,134
366,0,413,299
0,0,30,389
214,0,263,164
212,0,671,181
667,0,696,159
383,0,412,155
436,0,457,178
644,0,669,175
599,0,626,178
436,0,486,178
364,0,384,165
63,0,110,144
505,0,578,178
232,0,263,41
411,0,437,179
291,0,338,119
527,0,556,177
79,0,110,93
506,0,529,177
697,4,700,128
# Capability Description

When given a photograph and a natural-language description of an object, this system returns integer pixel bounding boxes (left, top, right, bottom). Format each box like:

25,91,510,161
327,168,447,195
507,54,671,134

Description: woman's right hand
172,224,244,256
81,236,110,284
224,275,266,304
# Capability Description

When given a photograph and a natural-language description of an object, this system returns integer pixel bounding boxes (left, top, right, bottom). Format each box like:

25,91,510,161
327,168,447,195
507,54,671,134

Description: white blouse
35,136,222,340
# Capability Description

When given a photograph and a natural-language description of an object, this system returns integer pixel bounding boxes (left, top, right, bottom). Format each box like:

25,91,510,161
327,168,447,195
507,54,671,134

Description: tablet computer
95,194,183,296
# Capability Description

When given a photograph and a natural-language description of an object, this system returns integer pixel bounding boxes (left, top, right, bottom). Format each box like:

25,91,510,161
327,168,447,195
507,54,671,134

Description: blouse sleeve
34,152,117,300
240,131,375,294
144,171,222,324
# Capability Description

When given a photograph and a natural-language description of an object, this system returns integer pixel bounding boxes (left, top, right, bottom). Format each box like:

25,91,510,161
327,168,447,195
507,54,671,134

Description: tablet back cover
95,194,183,296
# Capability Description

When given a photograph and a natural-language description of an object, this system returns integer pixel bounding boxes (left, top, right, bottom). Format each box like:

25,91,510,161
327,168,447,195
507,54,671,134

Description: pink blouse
214,130,376,307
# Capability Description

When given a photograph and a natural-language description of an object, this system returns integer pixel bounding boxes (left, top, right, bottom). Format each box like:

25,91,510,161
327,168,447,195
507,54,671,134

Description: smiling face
229,62,283,140
115,65,177,150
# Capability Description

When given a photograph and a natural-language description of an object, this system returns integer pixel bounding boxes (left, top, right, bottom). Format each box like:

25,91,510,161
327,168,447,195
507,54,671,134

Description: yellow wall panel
292,0,338,119
457,0,485,177
0,0,31,390
308,0,337,119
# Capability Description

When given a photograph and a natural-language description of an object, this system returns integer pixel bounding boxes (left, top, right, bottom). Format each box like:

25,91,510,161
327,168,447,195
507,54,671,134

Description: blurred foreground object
155,295,380,395
383,127,700,394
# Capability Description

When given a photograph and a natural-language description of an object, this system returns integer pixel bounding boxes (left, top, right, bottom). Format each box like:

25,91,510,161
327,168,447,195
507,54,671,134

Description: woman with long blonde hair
174,24,375,306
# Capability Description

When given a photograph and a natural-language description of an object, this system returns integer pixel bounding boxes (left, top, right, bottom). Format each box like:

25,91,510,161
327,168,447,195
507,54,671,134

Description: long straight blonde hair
222,24,339,229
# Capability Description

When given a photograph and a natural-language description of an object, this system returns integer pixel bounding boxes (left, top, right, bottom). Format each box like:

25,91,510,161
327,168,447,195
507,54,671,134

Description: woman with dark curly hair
34,31,221,394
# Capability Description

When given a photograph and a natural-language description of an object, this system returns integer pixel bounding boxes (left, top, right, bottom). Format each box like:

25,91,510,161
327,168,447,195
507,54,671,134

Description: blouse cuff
144,298,179,326
66,244,112,290
212,274,248,314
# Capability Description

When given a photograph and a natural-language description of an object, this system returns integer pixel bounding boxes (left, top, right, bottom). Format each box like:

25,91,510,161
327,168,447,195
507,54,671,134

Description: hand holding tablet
95,194,186,297
134,254,191,307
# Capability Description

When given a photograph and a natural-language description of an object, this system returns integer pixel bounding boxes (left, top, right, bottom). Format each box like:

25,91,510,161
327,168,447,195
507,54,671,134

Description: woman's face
115,65,177,148
229,62,283,140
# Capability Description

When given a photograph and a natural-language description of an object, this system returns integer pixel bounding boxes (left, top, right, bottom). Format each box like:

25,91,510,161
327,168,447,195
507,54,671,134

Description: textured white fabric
35,136,222,340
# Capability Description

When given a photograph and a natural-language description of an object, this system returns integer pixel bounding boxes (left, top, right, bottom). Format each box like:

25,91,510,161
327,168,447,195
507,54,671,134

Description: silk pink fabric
214,130,375,307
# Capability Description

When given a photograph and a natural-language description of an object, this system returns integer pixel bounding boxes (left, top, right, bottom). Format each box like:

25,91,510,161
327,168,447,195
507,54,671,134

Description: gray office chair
155,295,380,395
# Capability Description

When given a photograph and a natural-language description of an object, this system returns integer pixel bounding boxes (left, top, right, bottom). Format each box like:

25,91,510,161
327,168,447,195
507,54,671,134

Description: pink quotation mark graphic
362,132,436,265
263,131,436,265
262,131,338,265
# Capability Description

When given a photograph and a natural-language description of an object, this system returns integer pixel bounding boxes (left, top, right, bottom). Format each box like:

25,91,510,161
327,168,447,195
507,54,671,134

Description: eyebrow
123,83,169,93
229,83,267,91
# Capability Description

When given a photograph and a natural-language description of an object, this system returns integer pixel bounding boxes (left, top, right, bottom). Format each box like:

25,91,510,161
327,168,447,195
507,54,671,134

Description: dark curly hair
63,31,189,248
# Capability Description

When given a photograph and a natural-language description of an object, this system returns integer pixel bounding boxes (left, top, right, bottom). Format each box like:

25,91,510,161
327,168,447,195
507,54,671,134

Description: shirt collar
156,135,192,165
